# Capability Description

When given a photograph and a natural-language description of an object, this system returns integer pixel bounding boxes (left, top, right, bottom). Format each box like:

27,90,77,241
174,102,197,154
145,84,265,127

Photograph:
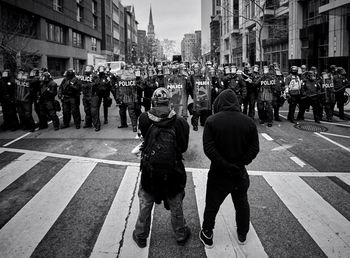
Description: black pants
287,95,301,121
334,90,345,119
119,102,138,127
62,96,81,127
83,96,92,126
1,100,20,130
298,96,321,122
257,100,273,123
38,100,59,129
243,92,257,119
17,101,35,130
191,109,211,127
202,174,250,236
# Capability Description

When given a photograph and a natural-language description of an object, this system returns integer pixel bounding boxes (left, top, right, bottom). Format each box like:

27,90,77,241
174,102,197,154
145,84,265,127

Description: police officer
0,69,20,131
59,69,81,129
273,67,285,121
226,66,247,110
115,66,138,132
285,66,302,123
29,68,42,126
91,66,111,131
37,72,60,130
298,70,321,123
242,66,257,119
80,65,95,128
320,70,335,121
333,67,349,120
16,70,36,132
256,66,275,126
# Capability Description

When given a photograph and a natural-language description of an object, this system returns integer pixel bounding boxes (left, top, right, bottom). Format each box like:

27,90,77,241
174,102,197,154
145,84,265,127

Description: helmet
206,61,212,67
84,65,94,75
231,66,237,74
97,65,106,74
291,66,298,74
66,68,75,78
40,72,52,82
301,65,307,71
2,69,11,78
253,65,259,73
156,64,163,76
263,66,269,74
307,71,316,80
29,68,40,77
208,66,216,76
330,64,337,72
17,69,25,80
151,87,171,106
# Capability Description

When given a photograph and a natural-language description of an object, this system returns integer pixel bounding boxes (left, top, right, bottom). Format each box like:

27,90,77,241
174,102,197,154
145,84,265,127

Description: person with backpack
199,89,259,248
132,87,191,248
285,66,302,123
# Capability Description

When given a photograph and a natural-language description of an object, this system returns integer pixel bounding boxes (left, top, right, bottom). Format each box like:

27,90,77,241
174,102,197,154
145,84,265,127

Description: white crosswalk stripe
0,149,349,257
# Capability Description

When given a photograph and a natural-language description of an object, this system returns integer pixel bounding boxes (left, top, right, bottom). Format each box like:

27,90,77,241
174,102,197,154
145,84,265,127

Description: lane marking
91,166,143,258
0,152,46,192
264,175,350,257
278,113,350,127
315,132,350,153
261,133,273,141
192,171,268,257
290,157,306,168
337,175,350,186
0,159,97,258
1,147,348,176
2,115,63,147
319,132,350,139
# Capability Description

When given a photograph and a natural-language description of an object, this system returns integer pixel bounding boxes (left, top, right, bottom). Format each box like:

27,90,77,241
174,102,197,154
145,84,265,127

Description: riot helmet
40,72,52,82
84,65,94,75
156,64,163,76
17,69,25,80
253,65,259,73
231,66,237,75
263,66,269,74
301,65,307,72
307,71,316,81
29,68,40,78
208,66,216,77
2,69,11,78
66,68,75,79
290,66,298,75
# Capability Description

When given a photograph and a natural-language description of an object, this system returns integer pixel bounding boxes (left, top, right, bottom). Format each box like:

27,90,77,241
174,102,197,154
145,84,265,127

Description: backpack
288,76,301,95
141,121,177,181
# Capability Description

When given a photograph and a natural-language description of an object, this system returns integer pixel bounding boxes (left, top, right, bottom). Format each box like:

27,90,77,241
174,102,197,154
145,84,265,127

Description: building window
53,0,63,12
73,31,83,48
77,5,83,22
92,0,97,14
91,37,97,51
47,22,64,44
93,16,97,29
216,0,221,6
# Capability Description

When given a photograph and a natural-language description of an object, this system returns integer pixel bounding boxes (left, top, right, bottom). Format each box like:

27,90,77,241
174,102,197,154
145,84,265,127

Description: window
92,0,97,14
93,16,97,29
216,0,221,6
77,5,83,22
91,37,97,51
53,0,63,12
73,31,83,48
47,22,64,44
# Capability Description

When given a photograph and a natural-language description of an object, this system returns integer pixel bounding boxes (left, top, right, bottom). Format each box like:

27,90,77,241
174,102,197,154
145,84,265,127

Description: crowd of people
0,61,349,133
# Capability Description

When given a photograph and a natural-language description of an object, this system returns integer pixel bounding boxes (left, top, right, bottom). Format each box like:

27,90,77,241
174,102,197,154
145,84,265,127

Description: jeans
134,186,188,240
202,174,250,236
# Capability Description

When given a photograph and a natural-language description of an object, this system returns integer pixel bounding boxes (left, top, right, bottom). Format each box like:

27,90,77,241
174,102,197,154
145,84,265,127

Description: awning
319,0,350,15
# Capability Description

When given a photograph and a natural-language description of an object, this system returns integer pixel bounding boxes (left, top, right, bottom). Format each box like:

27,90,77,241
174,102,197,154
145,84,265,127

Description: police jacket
301,79,320,97
93,74,111,98
39,80,57,102
0,77,16,103
15,79,32,102
333,74,348,92
59,77,81,98
227,75,247,98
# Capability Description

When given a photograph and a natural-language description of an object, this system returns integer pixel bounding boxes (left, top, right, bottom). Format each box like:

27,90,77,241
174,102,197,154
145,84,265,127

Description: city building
0,0,103,76
124,5,138,64
161,39,180,61
145,5,163,63
181,33,196,62
194,30,202,61
201,0,212,62
111,0,126,61
137,30,147,63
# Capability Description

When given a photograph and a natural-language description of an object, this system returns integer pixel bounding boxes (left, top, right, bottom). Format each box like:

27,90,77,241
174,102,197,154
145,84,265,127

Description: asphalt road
0,99,349,257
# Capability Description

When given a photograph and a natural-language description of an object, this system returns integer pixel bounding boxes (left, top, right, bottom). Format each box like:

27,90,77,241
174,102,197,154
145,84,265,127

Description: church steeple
148,5,155,39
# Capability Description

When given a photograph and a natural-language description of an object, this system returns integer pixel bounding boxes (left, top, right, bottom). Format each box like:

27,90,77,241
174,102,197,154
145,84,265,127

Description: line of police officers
0,62,349,133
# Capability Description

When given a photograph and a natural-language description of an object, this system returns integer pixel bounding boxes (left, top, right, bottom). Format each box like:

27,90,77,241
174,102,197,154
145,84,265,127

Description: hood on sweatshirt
147,105,177,127
213,89,241,114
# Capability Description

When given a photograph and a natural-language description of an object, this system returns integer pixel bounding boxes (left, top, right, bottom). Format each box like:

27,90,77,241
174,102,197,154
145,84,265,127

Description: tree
0,5,40,72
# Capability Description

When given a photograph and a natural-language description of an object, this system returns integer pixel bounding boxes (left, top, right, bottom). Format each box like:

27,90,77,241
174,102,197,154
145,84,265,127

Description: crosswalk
0,148,349,258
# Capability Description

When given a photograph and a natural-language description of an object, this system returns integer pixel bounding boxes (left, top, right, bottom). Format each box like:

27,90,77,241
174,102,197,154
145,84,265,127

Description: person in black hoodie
199,89,259,248
133,87,191,248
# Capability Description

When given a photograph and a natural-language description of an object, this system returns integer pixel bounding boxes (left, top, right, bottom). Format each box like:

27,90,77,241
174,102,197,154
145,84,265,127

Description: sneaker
132,230,146,248
118,124,128,128
177,228,191,246
193,125,198,131
267,123,272,127
132,126,137,132
199,229,214,249
104,120,108,124
237,233,247,245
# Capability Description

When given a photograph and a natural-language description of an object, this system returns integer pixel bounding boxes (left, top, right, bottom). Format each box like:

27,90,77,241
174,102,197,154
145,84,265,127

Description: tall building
124,5,138,64
0,0,103,76
147,5,155,40
194,31,202,61
111,0,125,61
161,39,180,61
201,0,212,61
137,30,147,62
181,33,196,62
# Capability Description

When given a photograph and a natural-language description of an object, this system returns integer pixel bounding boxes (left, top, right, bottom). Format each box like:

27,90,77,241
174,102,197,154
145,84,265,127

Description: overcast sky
121,0,201,44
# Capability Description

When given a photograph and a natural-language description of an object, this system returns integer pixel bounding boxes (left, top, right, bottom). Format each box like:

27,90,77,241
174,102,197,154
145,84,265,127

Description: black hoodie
203,89,259,179
138,104,190,200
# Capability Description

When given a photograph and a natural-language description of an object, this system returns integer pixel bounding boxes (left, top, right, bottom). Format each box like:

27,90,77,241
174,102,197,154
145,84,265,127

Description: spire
148,4,155,39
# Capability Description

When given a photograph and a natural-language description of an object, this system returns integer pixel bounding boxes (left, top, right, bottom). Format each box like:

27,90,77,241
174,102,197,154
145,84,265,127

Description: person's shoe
259,120,264,124
199,229,214,249
104,120,108,124
267,123,272,127
83,124,92,128
193,125,198,131
60,124,69,129
132,230,146,248
132,126,137,132
177,228,191,246
76,125,81,129
237,233,247,245
54,127,59,131
118,124,128,128
95,127,100,132
38,125,48,130
28,128,35,132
